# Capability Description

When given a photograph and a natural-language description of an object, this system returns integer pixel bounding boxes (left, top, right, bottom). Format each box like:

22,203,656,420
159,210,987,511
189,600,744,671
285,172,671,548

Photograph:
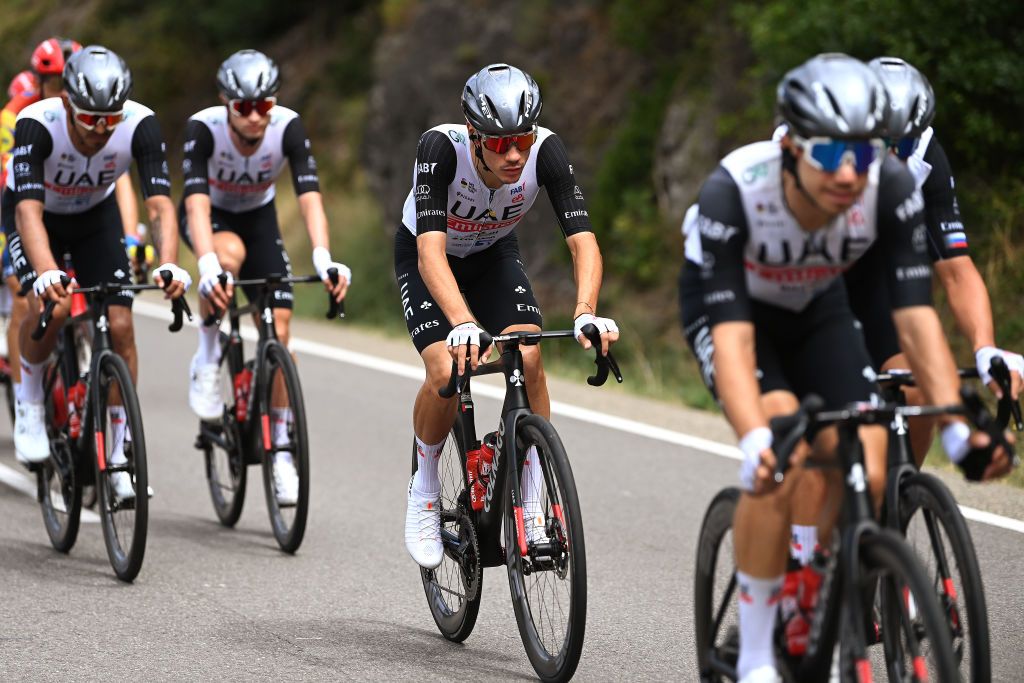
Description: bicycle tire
93,352,148,582
861,529,959,682
694,487,741,683
896,472,990,682
259,342,309,553
38,364,82,553
413,419,483,642
203,348,247,527
504,414,586,683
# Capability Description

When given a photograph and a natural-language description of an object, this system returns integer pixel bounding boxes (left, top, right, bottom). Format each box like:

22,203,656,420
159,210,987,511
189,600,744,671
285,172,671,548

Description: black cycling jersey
919,134,969,261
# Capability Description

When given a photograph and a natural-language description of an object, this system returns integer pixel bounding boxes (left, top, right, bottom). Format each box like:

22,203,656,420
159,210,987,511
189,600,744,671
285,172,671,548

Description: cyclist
399,63,619,569
1,38,145,420
3,45,190,500
6,71,36,100
180,49,350,505
677,53,1011,682
850,56,1024,455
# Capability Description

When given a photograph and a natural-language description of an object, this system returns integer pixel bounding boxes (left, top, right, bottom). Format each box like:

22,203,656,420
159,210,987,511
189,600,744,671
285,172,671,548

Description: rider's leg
413,340,460,478
733,389,804,680
197,231,246,363
5,274,27,387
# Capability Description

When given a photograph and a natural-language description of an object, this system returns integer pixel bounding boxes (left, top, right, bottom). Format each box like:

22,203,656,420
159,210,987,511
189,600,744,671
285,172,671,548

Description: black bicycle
31,272,188,582
193,271,342,553
878,357,1021,682
694,391,1011,682
415,325,621,682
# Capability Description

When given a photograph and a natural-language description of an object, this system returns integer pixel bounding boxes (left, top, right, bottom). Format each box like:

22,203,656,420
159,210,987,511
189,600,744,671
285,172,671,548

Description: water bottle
234,366,253,423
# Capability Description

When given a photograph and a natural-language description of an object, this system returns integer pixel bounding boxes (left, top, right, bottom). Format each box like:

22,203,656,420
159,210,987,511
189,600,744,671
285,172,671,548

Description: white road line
132,300,1024,535
0,463,100,522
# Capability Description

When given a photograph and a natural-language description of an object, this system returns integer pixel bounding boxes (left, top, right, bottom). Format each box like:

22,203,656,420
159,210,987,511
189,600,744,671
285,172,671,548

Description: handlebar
768,388,1015,484
31,270,191,340
437,325,623,399
202,271,344,327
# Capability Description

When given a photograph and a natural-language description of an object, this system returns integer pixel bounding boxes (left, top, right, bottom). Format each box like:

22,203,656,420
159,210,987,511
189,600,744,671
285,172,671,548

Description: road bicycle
193,271,342,553
416,325,621,682
31,272,188,582
878,357,1021,682
694,389,1011,682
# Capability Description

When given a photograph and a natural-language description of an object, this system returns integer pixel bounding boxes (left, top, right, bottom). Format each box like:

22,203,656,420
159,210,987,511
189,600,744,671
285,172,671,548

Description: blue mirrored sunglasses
795,136,884,174
887,136,920,160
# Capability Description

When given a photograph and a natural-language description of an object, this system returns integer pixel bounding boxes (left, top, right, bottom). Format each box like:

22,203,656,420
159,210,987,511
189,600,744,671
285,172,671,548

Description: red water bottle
472,432,497,511
67,382,86,439
234,367,252,423
466,443,481,509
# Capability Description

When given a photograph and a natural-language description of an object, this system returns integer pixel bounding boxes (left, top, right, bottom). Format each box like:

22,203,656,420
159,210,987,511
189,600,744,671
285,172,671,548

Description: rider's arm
10,117,58,274
920,137,996,352
114,174,139,240
697,167,766,438
877,157,961,411
182,119,216,258
281,117,330,251
130,115,176,264
413,130,467,323
535,134,599,317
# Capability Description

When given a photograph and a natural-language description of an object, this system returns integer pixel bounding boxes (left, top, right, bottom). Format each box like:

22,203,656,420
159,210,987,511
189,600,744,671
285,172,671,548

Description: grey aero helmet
217,49,280,100
868,57,935,139
63,46,132,112
777,53,888,139
461,64,542,135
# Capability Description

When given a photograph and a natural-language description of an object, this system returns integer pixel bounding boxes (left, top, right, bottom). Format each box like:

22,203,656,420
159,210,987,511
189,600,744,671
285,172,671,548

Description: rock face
362,0,644,268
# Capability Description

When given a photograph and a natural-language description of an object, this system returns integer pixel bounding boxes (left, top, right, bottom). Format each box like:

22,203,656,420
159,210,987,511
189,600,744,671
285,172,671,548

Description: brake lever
325,267,345,320
581,323,623,386
30,274,72,341
202,272,230,327
989,356,1023,431
960,386,1018,478
770,395,823,483
437,331,492,398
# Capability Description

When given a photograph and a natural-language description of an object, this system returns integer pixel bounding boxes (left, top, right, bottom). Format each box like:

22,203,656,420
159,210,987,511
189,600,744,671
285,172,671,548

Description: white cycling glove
738,426,773,491
33,269,68,297
573,313,619,342
446,322,484,350
154,263,192,292
941,421,971,464
312,247,352,286
197,252,232,299
975,346,1024,386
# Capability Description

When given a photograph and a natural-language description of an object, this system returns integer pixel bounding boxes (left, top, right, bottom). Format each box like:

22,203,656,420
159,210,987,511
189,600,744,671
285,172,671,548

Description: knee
109,309,136,351
424,355,455,396
216,237,246,274
274,309,291,347
520,344,545,380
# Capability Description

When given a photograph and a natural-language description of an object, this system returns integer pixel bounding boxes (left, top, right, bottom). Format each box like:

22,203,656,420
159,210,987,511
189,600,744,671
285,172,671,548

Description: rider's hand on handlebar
573,313,619,356
197,252,233,310
33,269,72,305
154,263,191,299
945,420,1016,481
739,426,778,495
976,346,1024,400
967,430,1015,481
447,321,489,375
312,247,351,303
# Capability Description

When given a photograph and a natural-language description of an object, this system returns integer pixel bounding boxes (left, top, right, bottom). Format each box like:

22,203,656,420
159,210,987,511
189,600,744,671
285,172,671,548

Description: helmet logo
811,82,847,133
477,94,492,121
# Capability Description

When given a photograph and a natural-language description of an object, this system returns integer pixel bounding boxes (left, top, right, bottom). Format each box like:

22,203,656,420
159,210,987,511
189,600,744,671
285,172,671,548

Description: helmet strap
470,135,493,174
782,147,831,215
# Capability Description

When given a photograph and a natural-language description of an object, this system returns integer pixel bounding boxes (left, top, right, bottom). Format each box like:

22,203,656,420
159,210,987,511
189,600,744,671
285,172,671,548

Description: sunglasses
228,97,276,117
793,135,884,175
886,136,920,160
474,126,538,154
69,100,124,131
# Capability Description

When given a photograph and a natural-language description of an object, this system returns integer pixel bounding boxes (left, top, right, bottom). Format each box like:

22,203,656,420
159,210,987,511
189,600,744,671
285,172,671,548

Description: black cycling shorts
179,200,293,309
843,242,902,369
2,192,133,307
394,227,543,354
679,259,880,412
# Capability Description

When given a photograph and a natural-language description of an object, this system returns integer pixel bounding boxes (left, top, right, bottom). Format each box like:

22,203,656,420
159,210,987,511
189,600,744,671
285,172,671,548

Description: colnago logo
485,419,504,512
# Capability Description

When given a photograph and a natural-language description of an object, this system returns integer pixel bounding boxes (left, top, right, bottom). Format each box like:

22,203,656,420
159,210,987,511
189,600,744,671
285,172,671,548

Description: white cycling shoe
739,665,782,683
405,477,443,569
14,400,50,466
188,353,223,421
107,471,136,502
273,451,299,506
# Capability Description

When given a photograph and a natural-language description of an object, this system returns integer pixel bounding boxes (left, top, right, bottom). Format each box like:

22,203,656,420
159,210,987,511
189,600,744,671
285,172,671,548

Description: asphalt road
2,309,1023,681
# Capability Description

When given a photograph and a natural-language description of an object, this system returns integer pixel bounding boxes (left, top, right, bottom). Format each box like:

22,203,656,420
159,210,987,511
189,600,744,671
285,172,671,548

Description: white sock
412,436,444,498
271,407,292,448
737,571,783,680
16,357,46,404
521,445,544,509
108,406,127,464
195,322,221,366
791,525,818,566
